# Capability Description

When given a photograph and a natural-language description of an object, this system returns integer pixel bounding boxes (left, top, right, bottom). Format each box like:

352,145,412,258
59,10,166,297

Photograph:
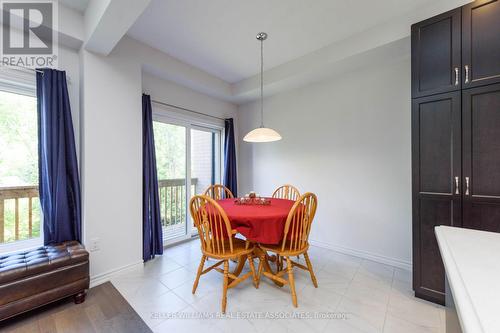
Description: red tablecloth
217,198,295,245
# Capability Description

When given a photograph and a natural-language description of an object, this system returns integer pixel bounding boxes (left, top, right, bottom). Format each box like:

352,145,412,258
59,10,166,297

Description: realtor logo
1,0,58,67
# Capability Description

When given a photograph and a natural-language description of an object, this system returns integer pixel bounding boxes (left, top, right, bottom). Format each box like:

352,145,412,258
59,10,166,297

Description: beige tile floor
110,239,445,333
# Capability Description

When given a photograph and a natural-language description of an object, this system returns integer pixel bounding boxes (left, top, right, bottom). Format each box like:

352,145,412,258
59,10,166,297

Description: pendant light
243,32,282,143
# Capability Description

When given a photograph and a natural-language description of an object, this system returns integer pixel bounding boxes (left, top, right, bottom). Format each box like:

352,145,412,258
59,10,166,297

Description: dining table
216,197,296,281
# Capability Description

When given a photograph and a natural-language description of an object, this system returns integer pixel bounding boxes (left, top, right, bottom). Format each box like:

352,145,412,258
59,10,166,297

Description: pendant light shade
244,32,282,143
243,126,282,142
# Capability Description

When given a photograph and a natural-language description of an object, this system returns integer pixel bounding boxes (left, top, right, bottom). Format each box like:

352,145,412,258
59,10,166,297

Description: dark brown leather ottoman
0,241,89,321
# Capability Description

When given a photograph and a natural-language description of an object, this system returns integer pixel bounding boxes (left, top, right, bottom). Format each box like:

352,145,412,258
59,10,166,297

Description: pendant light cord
260,38,264,127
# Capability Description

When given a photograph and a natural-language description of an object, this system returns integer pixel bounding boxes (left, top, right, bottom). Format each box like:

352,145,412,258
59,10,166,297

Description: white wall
80,39,143,279
142,73,237,122
238,44,412,268
58,45,81,157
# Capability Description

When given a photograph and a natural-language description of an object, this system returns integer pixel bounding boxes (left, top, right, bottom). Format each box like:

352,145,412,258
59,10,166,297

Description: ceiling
127,0,436,83
59,0,89,13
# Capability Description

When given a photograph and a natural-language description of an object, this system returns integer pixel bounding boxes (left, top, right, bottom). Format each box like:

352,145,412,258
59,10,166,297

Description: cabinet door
462,0,500,88
462,83,500,232
412,92,461,305
411,9,461,98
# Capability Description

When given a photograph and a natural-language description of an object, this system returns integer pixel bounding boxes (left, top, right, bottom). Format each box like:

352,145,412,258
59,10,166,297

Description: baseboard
309,239,412,271
88,242,411,287
89,260,144,288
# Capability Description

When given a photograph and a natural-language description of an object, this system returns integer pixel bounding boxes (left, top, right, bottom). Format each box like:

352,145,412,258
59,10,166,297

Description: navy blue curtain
37,68,81,245
223,118,237,196
142,94,163,261
211,132,215,185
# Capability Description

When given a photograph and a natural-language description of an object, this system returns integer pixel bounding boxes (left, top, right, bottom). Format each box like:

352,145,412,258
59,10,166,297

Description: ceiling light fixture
243,32,282,143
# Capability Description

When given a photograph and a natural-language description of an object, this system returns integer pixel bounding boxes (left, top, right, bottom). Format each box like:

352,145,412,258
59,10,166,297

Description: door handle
465,177,470,196
465,65,470,84
454,176,460,194
454,67,459,86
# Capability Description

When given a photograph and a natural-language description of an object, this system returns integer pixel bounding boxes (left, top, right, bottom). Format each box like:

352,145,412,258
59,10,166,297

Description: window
153,111,223,245
0,70,41,252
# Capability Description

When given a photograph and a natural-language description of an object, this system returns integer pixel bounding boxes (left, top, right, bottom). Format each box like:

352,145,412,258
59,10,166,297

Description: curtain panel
36,68,81,245
223,118,237,196
142,94,163,261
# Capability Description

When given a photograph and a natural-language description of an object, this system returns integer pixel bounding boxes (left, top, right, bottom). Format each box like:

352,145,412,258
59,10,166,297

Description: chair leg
256,253,265,289
286,257,298,307
247,254,258,288
222,260,229,313
192,255,206,294
304,251,318,288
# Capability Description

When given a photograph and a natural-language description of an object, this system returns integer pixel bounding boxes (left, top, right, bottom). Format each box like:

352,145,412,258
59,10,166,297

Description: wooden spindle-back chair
190,195,256,313
272,184,300,201
257,192,318,307
203,184,234,200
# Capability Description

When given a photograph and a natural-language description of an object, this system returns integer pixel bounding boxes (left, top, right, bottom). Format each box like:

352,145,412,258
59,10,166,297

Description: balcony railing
158,178,197,230
0,180,197,245
0,185,40,244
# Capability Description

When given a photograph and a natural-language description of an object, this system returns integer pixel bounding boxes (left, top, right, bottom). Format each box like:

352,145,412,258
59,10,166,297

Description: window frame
0,69,43,254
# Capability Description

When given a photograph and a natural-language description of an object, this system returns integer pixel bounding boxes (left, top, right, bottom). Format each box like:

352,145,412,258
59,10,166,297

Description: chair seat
202,237,255,259
259,241,309,256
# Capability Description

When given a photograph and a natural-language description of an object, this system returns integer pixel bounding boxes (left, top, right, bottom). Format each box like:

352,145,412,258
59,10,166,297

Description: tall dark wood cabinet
411,9,461,98
411,0,500,305
462,83,500,232
462,0,500,88
411,92,462,304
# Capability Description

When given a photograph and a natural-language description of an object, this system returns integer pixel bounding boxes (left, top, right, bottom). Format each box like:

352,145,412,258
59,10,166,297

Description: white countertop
435,226,500,333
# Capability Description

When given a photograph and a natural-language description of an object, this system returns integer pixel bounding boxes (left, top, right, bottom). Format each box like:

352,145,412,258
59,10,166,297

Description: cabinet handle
454,176,460,194
465,177,470,196
465,65,470,84
454,67,459,86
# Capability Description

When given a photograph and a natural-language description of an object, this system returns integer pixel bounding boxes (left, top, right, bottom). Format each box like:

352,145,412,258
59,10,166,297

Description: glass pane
153,122,187,242
0,90,41,244
191,129,219,195
191,128,220,232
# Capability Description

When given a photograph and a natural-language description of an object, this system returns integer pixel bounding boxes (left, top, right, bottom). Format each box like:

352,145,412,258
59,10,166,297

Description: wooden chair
272,184,300,201
204,184,234,200
190,195,257,313
257,192,318,307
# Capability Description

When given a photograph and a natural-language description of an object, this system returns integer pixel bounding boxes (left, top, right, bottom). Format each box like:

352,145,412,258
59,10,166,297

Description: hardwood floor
0,282,151,333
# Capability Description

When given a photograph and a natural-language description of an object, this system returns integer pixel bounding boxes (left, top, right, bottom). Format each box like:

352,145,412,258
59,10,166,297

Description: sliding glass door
153,122,187,241
153,118,222,244
190,127,221,234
